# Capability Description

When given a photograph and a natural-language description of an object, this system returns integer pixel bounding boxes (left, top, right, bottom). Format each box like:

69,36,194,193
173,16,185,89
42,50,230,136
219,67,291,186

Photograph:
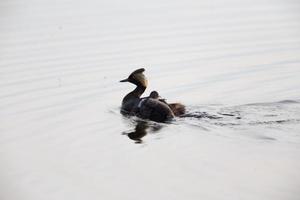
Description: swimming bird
120,68,185,122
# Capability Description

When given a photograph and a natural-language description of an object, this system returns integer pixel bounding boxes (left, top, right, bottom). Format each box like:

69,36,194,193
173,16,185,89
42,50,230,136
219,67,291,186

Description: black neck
132,84,146,97
122,84,146,103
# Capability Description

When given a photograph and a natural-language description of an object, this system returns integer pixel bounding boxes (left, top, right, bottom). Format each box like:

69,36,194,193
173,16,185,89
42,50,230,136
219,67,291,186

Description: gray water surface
1,0,300,200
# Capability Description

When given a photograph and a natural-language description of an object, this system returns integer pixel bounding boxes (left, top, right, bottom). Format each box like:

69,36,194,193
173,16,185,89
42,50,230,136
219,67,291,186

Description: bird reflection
123,120,163,143
126,121,148,143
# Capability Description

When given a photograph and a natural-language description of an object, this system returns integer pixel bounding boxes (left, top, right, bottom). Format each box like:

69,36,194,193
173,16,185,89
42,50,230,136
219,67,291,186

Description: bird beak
119,78,129,82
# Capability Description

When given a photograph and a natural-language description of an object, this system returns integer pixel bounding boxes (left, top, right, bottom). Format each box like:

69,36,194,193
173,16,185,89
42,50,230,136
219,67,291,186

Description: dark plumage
120,68,185,122
138,98,174,122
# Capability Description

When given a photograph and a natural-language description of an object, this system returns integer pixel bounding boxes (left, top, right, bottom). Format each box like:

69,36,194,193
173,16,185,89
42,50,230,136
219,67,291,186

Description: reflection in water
127,121,148,143
123,120,163,143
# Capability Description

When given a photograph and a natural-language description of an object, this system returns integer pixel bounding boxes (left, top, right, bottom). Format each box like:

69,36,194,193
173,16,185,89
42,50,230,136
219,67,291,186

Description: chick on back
149,90,186,117
137,91,174,122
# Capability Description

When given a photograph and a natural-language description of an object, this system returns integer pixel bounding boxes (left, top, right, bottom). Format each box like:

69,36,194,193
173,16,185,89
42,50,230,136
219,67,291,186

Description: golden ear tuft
133,73,148,87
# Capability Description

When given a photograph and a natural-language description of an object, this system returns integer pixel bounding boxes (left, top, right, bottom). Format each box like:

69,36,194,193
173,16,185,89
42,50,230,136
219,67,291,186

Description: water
1,0,300,199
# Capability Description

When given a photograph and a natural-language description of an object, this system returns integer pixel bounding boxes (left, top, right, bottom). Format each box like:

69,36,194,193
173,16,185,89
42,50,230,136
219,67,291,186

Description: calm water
1,0,300,199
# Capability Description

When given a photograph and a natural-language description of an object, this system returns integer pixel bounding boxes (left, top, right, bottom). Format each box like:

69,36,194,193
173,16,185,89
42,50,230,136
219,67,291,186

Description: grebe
120,68,185,122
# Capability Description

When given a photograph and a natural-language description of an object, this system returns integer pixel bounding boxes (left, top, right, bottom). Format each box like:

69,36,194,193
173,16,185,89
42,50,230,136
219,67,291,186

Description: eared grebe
120,68,185,122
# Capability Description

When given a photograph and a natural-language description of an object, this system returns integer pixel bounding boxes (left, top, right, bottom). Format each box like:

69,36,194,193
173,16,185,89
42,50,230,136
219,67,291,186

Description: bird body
120,68,185,122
